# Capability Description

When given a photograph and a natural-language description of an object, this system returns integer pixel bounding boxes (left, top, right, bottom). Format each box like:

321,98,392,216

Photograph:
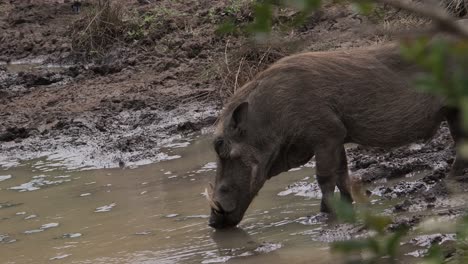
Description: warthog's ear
230,102,249,135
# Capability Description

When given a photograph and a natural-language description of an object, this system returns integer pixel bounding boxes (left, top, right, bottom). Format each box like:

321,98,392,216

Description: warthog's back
226,45,445,148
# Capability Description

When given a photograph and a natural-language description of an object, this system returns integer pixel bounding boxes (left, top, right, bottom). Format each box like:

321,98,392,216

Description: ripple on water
50,254,71,260
254,242,282,253
9,176,71,192
134,231,153,235
201,256,232,263
195,162,217,173
200,241,281,264
61,233,82,239
0,234,17,244
24,214,37,220
184,215,209,219
24,229,44,234
24,223,60,234
297,213,329,225
0,202,23,209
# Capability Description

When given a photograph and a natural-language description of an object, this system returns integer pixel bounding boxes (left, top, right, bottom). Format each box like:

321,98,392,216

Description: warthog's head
206,101,308,229
206,102,263,229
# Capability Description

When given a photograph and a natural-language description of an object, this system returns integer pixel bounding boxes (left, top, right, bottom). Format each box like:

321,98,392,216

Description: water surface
0,136,340,264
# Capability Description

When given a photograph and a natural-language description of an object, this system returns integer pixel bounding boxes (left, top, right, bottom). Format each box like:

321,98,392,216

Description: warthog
207,44,465,229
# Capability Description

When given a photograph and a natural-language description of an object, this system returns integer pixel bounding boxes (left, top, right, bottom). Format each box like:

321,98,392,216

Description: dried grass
71,0,128,58
215,40,296,101
441,0,468,16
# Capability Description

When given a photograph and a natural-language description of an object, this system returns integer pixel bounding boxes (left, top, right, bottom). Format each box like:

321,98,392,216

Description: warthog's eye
214,138,224,155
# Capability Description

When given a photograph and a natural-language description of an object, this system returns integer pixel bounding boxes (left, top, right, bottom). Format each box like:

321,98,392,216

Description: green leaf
304,0,322,11
384,228,409,259
400,37,429,63
352,1,375,15
423,244,444,264
216,20,237,35
414,75,441,95
363,213,392,234
247,3,273,34
332,196,357,223
332,239,374,253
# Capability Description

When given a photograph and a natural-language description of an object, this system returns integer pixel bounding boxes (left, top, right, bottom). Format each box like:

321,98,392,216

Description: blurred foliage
331,200,468,263
231,0,468,263
400,38,468,111
331,197,409,264
455,216,468,263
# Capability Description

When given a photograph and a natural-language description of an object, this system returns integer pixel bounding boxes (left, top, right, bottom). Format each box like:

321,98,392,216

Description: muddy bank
0,0,401,170
0,101,218,169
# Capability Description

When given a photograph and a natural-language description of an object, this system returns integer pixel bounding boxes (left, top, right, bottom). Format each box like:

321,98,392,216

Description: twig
257,47,271,67
224,40,231,74
234,57,245,93
373,0,468,38
83,9,103,34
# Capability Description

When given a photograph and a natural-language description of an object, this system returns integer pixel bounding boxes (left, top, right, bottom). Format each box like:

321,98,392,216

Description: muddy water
0,136,342,264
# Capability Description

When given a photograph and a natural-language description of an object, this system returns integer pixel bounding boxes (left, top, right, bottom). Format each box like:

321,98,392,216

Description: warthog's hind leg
315,140,347,213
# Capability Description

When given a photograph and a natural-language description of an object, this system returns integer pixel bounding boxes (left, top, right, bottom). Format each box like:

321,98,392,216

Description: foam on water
254,242,282,253
42,223,60,229
9,176,71,192
25,214,37,220
94,203,116,213
0,175,12,181
62,233,82,238
277,181,326,199
50,254,71,260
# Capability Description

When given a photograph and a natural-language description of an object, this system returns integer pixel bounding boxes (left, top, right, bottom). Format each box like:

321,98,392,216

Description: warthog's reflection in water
210,227,283,261
210,228,256,250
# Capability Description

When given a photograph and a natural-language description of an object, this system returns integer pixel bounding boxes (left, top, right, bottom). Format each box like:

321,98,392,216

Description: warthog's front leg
315,140,346,213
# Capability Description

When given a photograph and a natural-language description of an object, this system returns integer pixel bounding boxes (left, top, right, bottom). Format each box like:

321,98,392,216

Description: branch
373,0,468,38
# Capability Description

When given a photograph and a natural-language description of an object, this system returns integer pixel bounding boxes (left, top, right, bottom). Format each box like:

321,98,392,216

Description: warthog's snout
208,208,241,229
205,183,243,229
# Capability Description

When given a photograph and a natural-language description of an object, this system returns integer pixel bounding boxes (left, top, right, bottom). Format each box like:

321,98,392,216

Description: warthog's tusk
204,182,221,213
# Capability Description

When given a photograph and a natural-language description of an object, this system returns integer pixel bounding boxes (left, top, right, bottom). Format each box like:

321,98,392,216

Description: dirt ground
1,0,468,258
0,0,411,166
